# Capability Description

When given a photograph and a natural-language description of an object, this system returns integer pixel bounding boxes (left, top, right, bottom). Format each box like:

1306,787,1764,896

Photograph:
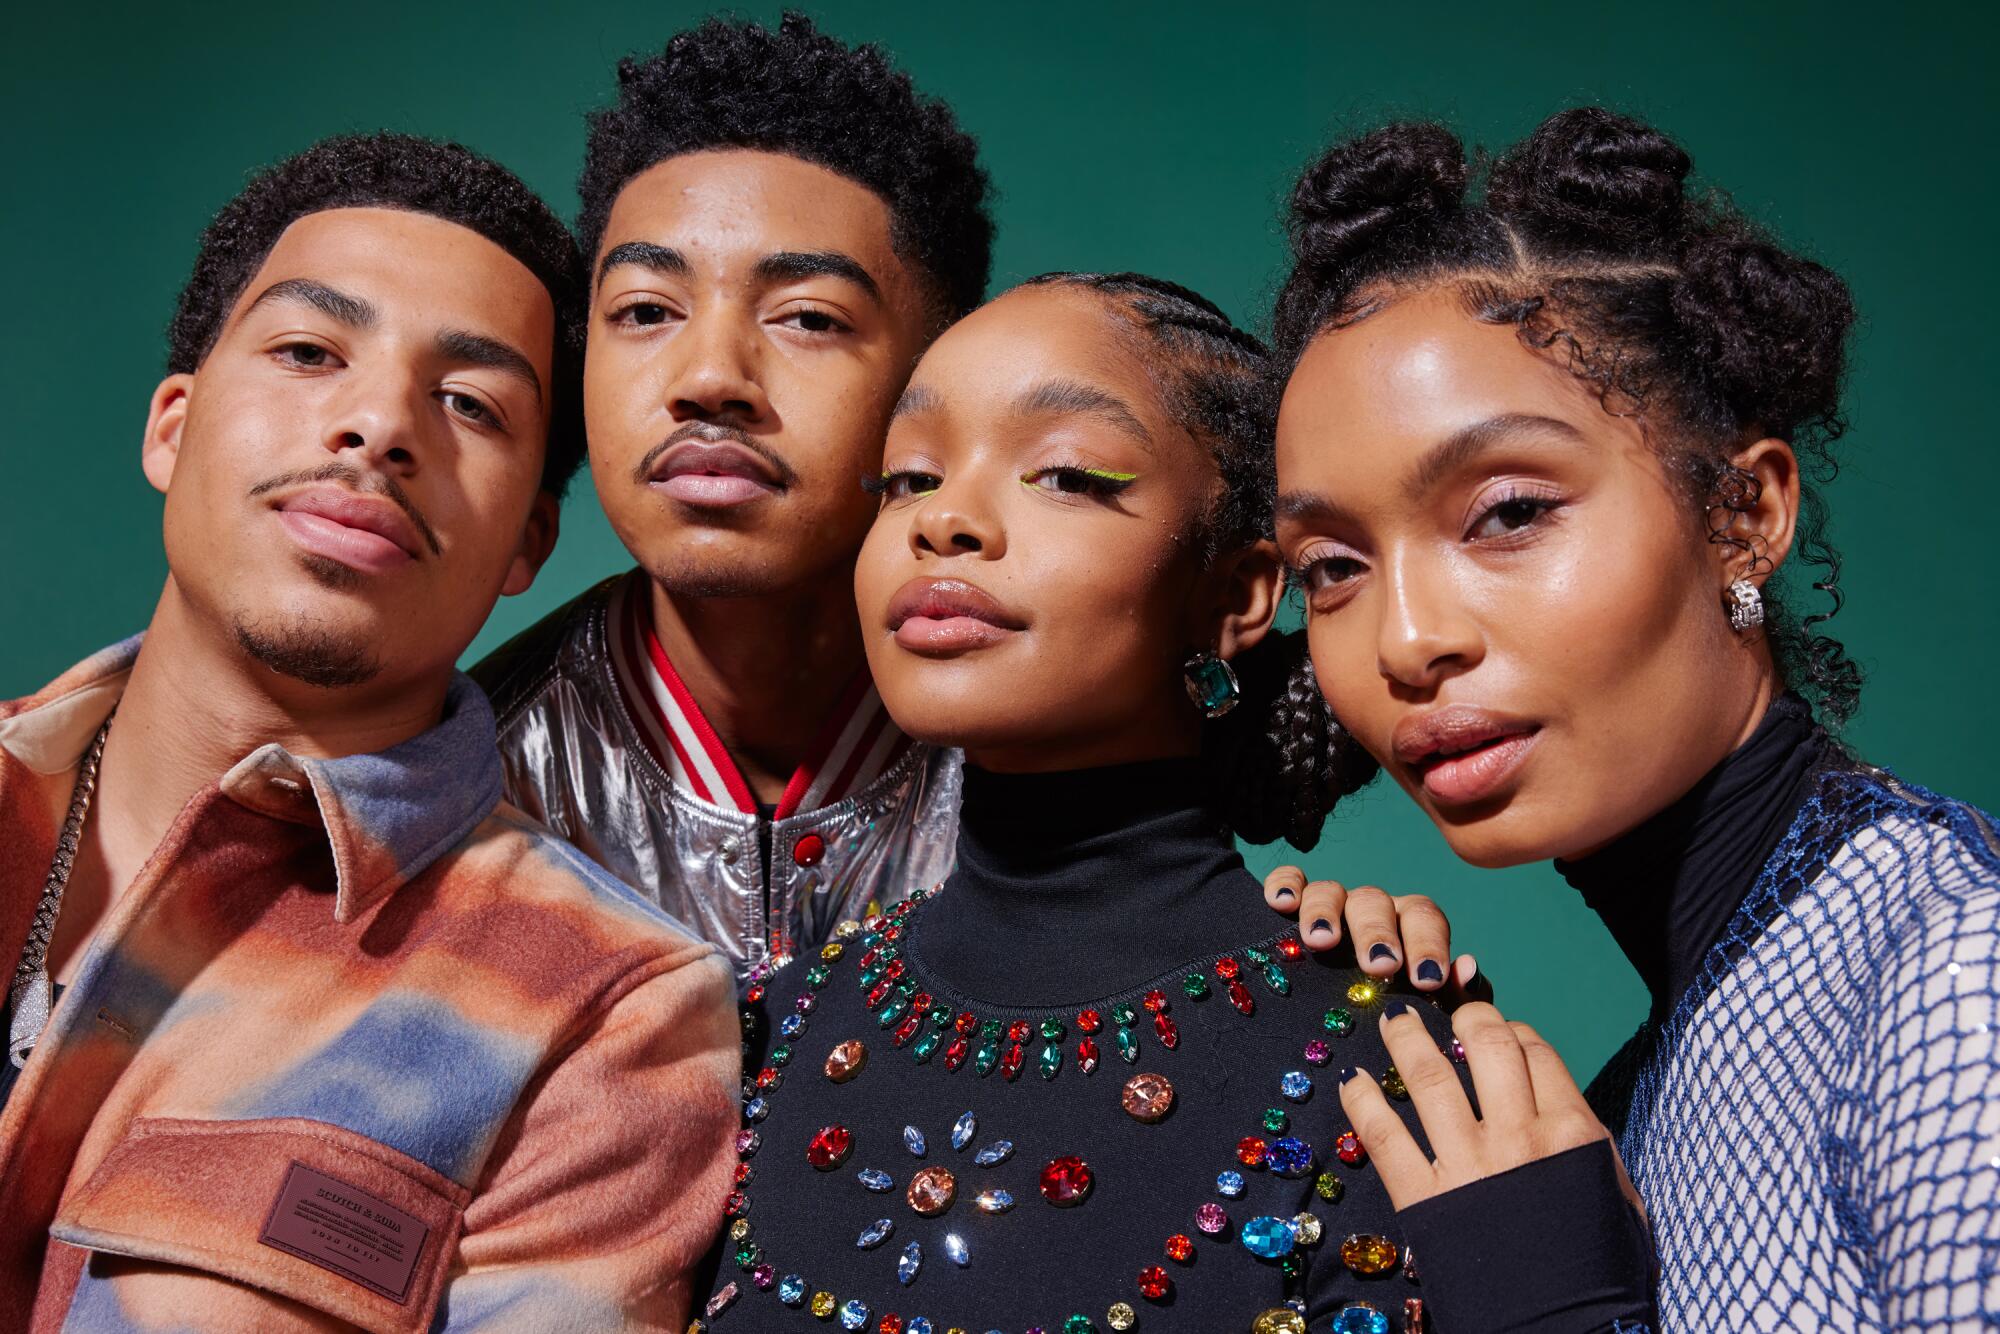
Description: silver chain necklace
8,713,113,1069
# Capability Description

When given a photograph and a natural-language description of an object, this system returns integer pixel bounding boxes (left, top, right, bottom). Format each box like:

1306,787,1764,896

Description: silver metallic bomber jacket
471,575,962,978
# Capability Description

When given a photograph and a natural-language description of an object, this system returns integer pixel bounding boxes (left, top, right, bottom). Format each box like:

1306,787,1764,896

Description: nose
1375,550,1483,692
664,310,770,424
908,479,1004,561
321,362,424,473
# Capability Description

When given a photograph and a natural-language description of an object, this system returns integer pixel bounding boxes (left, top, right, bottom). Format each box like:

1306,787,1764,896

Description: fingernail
1383,998,1411,1020
1417,959,1443,983
1310,918,1333,938
1337,1065,1360,1083
1274,888,1295,903
1369,943,1397,963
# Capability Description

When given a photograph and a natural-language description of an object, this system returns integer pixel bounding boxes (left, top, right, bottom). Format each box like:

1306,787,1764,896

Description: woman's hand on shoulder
1338,999,1644,1217
1261,866,1489,1005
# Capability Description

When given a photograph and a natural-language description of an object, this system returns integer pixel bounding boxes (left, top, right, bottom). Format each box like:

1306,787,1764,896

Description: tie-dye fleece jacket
0,639,740,1332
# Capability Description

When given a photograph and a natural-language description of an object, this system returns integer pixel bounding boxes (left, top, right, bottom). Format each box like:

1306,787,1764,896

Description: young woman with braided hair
700,273,1654,1332
1272,107,1999,1330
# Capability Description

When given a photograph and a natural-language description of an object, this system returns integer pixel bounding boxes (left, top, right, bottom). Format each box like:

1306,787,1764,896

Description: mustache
630,422,797,488
248,461,443,557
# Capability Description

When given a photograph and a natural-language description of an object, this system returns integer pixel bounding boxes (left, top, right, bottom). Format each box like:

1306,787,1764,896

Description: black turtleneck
1557,693,1839,1017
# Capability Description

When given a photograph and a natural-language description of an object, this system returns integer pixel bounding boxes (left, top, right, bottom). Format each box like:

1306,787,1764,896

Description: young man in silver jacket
474,14,994,977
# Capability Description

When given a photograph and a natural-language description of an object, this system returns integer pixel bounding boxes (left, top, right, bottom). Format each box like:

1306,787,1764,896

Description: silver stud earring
1725,578,1764,632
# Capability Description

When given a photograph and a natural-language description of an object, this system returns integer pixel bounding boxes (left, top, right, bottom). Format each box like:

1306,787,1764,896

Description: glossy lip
1391,705,1542,808
273,485,423,574
646,438,783,508
885,577,1027,655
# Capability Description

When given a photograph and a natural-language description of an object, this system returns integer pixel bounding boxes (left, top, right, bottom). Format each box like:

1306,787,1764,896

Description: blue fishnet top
1587,764,2000,1330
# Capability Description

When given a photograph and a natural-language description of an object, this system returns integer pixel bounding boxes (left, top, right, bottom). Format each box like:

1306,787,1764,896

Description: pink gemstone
751,1264,775,1289
907,1165,957,1216
1121,1072,1175,1123
824,1040,868,1083
1303,1038,1331,1066
1194,1202,1228,1234
735,1129,761,1156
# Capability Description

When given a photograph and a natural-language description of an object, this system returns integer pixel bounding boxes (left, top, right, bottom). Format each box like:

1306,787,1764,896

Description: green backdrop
5,0,1994,1080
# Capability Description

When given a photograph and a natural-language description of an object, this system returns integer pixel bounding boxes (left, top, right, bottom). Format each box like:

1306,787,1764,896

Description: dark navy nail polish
1369,942,1397,962
1310,918,1333,937
1337,1065,1360,1083
1274,887,1295,902
1383,998,1411,1020
1417,959,1444,983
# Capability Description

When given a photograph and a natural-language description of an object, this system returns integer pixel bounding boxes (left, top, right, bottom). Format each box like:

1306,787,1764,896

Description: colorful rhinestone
1165,1233,1194,1262
838,1298,869,1329
1322,1007,1355,1036
825,1040,867,1082
1236,1135,1268,1166
1329,1306,1389,1334
1252,1310,1307,1334
1194,1202,1228,1235
1136,1265,1171,1300
1120,1072,1175,1123
858,1168,894,1192
897,1240,923,1285
857,1218,894,1249
944,1232,970,1266
1263,1136,1314,1177
1381,1067,1408,1100
902,1125,927,1157
907,1166,956,1216
1039,1156,1093,1207
1106,1302,1137,1331
1315,1172,1345,1201
806,1125,852,1171
975,1189,1014,1214
1340,1233,1401,1276
1280,1071,1313,1101
973,1140,1013,1167
778,1274,806,1305
1240,1215,1298,1259
951,1111,976,1151
1335,1131,1366,1166
1303,1038,1332,1065
1291,1213,1323,1245
1216,1170,1245,1197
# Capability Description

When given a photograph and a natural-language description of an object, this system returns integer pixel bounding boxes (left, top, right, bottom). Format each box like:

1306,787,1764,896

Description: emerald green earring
1182,651,1241,719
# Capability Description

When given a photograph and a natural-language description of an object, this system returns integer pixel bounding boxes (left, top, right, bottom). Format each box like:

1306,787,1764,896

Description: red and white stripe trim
606,573,912,817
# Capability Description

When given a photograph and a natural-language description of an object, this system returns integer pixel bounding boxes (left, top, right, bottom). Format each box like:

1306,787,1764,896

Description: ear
500,491,561,598
141,374,195,495
1203,539,1286,660
1715,438,1800,588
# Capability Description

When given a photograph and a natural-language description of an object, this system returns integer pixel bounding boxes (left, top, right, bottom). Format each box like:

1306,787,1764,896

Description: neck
649,568,865,802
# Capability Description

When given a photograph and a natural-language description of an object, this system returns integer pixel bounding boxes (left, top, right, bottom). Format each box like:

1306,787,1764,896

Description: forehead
227,207,555,363
600,149,905,282
905,287,1153,417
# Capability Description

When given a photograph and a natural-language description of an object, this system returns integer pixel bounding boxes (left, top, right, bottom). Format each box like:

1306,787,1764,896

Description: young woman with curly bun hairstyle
1272,107,1999,1329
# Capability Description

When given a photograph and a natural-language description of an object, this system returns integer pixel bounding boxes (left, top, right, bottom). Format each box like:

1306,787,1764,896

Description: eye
1022,466,1136,498
614,302,671,328
1467,492,1560,540
864,469,942,500
443,390,492,425
274,341,338,369
1294,553,1366,594
779,307,851,335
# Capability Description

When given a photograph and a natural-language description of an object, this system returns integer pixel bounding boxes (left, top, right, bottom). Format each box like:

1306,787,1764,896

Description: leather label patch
259,1162,428,1303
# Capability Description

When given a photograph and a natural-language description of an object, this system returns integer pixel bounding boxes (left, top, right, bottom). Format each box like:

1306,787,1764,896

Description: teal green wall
5,1,1994,1079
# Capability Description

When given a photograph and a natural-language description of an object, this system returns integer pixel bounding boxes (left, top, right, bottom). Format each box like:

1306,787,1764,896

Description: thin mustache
249,461,443,557
631,422,797,488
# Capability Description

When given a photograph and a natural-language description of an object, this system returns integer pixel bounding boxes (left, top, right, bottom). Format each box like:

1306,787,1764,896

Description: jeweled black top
699,759,1652,1334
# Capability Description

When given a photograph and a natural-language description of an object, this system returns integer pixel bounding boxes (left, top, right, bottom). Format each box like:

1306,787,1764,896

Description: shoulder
1817,768,2000,936
467,576,622,729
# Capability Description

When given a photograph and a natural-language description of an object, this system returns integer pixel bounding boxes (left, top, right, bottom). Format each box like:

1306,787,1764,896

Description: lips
647,438,783,508
1391,705,1541,808
274,485,423,575
885,577,1026,655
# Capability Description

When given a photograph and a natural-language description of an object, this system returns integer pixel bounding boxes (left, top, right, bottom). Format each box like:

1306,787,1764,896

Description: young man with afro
474,13,995,979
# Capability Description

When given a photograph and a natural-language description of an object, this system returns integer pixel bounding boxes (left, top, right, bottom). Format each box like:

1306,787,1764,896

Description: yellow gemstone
1291,1212,1322,1245
1381,1066,1408,1100
728,1218,752,1242
1107,1302,1137,1330
810,1291,836,1318
820,942,845,961
834,920,861,941
1315,1171,1344,1201
1340,1232,1401,1276
1346,980,1379,1006
1252,1309,1305,1334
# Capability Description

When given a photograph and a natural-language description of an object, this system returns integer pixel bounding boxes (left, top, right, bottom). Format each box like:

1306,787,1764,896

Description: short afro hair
579,11,994,326
168,132,587,496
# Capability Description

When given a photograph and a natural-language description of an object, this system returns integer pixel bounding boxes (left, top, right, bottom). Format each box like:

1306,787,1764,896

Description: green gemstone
1063,1317,1096,1334
1244,945,1272,965
805,965,830,986
1280,1252,1302,1278
1111,1003,1137,1026
980,1020,1003,1040
1262,964,1292,996
1040,1017,1067,1041
1182,973,1210,999
974,1040,1000,1075
733,1243,759,1268
929,1007,953,1028
912,1032,941,1062
1184,653,1239,714
859,963,885,986
1315,1172,1344,1201
895,977,917,996
1115,1027,1140,1063
878,997,909,1028
861,932,884,949
769,1045,792,1067
1262,1107,1288,1133
1039,1043,1063,1080
1322,1007,1354,1035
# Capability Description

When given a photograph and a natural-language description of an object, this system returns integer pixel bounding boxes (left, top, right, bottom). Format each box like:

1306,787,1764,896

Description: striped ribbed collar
604,572,911,818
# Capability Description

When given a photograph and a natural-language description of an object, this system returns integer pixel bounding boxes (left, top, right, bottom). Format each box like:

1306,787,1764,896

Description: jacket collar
0,637,503,923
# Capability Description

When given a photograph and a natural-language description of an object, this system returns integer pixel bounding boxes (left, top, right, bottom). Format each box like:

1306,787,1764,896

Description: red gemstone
859,948,882,970
1226,979,1255,1015
1237,1135,1268,1167
1153,1014,1179,1049
879,1317,903,1334
1039,1155,1093,1207
1165,1233,1194,1263
867,981,892,1009
1142,989,1168,1014
1076,1037,1100,1074
1277,936,1304,960
792,833,826,866
755,1067,780,1089
745,983,765,1003
1077,1008,1102,1033
865,914,888,932
944,1037,970,1071
884,960,905,980
954,1011,979,1035
893,1016,920,1046
911,992,932,1013
733,1162,753,1185
1215,956,1241,980
806,1125,853,1170
1000,1042,1025,1080
1336,1131,1366,1166
1137,1265,1172,1301
724,1191,747,1216
882,925,902,941
1007,1020,1030,1043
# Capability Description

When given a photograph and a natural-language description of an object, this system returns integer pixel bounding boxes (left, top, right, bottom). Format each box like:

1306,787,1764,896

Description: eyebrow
1014,378,1153,447
597,241,690,288
1404,413,1585,500
891,383,942,420
753,250,882,302
437,328,543,404
1275,488,1359,531
245,278,376,329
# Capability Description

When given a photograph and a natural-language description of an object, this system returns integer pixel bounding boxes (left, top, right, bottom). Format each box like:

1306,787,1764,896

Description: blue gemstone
944,1232,970,1266
908,1321,934,1334
973,1140,1013,1166
778,1274,806,1306
1263,1135,1315,1177
839,1298,870,1330
743,1097,769,1122
1215,1170,1245,1197
898,1240,923,1286
857,1168,894,1192
857,1218,894,1249
1240,1214,1298,1259
951,1111,977,1151
1330,1305,1390,1334
904,1125,928,1157
1280,1071,1313,1101
780,1014,806,1038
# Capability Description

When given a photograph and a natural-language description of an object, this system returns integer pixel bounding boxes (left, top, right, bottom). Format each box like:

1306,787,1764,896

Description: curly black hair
1020,272,1380,850
1273,108,1863,723
168,132,588,496
578,11,994,326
